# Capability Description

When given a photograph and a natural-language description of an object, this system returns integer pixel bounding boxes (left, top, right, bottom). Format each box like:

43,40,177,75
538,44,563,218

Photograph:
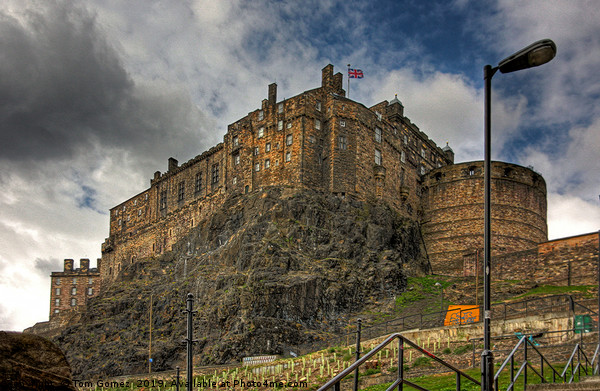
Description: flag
348,68,364,79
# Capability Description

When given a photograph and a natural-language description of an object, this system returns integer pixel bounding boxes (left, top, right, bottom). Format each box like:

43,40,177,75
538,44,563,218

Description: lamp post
481,39,556,391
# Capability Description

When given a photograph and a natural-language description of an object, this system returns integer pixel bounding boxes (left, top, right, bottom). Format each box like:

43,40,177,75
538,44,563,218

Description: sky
1,0,599,331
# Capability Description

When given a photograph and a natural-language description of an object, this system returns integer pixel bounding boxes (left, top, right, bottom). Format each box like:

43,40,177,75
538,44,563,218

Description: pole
476,249,479,306
176,366,180,391
353,318,361,391
481,64,497,391
347,64,351,98
149,294,152,374
184,293,196,391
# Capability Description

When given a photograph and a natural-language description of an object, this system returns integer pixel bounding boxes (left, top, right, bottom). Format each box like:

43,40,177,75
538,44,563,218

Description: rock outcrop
54,187,430,378
0,331,76,391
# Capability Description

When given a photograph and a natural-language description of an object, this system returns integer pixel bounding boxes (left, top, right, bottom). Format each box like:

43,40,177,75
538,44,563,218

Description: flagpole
347,64,351,98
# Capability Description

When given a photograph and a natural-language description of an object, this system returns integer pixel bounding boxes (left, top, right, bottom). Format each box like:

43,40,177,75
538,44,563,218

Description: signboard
444,305,480,326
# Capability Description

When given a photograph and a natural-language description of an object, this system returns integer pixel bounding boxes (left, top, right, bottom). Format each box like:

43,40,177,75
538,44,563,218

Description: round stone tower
420,161,547,275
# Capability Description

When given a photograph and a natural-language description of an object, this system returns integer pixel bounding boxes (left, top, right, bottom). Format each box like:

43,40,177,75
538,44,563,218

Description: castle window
278,120,283,131
286,134,293,146
195,173,203,193
339,135,347,150
88,278,93,285
254,147,259,156
233,135,239,146
232,177,237,185
278,103,283,113
56,278,61,285
316,101,321,111
71,287,77,295
118,219,122,226
54,309,59,314
234,153,240,165
88,288,93,296
375,127,382,143
245,185,249,193
159,190,167,210
421,148,426,158
287,122,292,129
258,110,264,121
56,288,61,295
71,298,77,307
265,143,271,152
72,278,77,285
258,127,264,138
211,164,219,184
138,209,142,216
133,200,137,206
401,150,406,163
403,135,408,144
255,163,260,172
109,267,112,275
285,151,291,162
468,167,476,176
420,165,426,175
375,149,382,165
55,298,60,306
315,119,321,130
178,181,185,201
340,120,346,127
265,159,270,169
376,111,382,121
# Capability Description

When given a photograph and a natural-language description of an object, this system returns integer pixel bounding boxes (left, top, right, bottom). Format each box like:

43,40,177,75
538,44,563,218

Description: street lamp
481,39,556,391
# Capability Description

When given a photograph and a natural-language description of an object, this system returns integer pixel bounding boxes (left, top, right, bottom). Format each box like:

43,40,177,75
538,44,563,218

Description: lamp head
498,39,557,74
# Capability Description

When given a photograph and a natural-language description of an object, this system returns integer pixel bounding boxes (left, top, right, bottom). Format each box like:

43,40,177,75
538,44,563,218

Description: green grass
512,284,595,300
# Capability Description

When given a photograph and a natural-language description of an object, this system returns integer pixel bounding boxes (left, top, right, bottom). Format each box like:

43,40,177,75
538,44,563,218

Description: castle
48,64,598,320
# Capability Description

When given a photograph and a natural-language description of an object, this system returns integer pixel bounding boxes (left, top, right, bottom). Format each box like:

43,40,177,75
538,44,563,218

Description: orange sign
444,305,480,326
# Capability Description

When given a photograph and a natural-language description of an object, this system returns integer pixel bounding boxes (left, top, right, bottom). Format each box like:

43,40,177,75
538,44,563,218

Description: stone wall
49,259,101,320
421,161,548,275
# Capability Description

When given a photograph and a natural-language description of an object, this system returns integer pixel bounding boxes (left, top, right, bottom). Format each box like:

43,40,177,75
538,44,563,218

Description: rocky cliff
54,186,430,378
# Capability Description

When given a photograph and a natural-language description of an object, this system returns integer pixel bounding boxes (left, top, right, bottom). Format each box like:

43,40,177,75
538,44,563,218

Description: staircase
529,376,600,390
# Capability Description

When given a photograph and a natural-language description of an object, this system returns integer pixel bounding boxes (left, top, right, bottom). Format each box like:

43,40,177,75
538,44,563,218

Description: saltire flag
348,68,364,78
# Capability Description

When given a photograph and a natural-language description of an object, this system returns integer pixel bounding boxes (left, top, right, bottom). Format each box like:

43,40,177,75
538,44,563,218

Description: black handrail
317,333,480,391
494,331,597,390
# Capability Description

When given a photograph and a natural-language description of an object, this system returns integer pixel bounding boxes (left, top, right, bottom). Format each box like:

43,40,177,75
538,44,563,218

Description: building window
71,287,77,295
278,103,283,113
421,148,426,158
316,101,321,111
375,127,382,143
469,167,476,176
72,278,77,284
287,122,292,129
278,120,283,131
315,119,321,130
265,143,271,153
234,153,240,165
308,135,316,144
265,159,270,169
178,181,185,202
258,110,264,120
138,209,142,216
420,165,426,175
403,135,408,144
159,190,167,210
55,298,60,306
55,288,61,295
258,127,264,138
54,309,59,314
88,288,93,296
285,151,291,162
401,150,406,163
255,163,260,172
254,147,259,156
340,120,346,127
233,135,239,146
195,173,203,193
56,278,61,285
286,134,293,146
232,177,237,185
71,298,77,307
375,149,382,166
339,135,347,150
211,164,219,184
118,219,122,226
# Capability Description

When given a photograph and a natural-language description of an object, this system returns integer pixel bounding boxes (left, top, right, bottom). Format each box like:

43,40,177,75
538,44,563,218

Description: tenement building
49,259,101,320
50,64,599,305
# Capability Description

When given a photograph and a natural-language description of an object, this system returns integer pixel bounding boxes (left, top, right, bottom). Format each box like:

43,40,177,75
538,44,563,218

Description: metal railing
317,333,480,391
493,330,598,390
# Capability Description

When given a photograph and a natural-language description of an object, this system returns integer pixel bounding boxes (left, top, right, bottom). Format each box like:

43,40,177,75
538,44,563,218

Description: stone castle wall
100,64,454,281
49,259,101,320
421,161,548,275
